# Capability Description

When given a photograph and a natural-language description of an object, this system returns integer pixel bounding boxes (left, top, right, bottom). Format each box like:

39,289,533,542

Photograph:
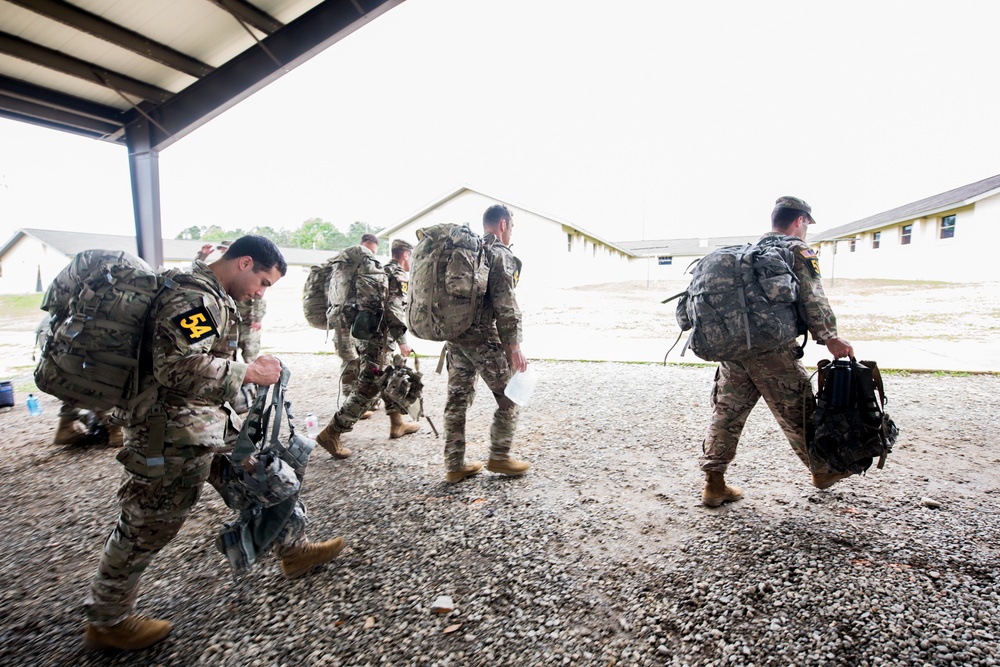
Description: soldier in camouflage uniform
332,234,379,413
314,238,420,458
700,197,855,507
443,204,530,484
236,296,266,362
83,236,345,651
195,242,266,364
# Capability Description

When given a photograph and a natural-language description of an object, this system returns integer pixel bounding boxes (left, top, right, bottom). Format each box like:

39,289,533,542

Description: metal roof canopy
0,0,405,266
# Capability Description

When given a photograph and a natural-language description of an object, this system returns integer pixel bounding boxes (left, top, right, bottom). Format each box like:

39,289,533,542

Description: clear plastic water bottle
305,413,319,438
26,393,42,416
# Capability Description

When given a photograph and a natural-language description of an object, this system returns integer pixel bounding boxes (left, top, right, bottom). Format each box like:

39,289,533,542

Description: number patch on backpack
172,306,219,342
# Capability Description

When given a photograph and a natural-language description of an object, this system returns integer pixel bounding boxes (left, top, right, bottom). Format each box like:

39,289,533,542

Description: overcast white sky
1,0,999,246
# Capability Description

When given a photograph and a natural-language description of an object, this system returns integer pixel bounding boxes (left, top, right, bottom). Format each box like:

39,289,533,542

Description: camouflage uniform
443,234,522,472
333,313,360,398
84,261,306,627
236,297,266,363
700,232,840,475
325,258,409,432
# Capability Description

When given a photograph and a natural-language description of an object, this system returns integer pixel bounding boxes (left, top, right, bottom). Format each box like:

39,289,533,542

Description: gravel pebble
1,354,998,666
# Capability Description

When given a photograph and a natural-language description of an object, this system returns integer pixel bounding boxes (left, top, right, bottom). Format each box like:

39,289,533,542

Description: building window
940,215,956,239
658,256,673,266
872,232,881,249
900,224,913,245
567,233,573,252
849,239,856,253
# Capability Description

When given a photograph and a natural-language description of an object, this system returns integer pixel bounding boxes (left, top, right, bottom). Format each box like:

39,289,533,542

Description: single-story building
809,173,1000,282
614,236,761,280
376,185,640,288
0,229,338,295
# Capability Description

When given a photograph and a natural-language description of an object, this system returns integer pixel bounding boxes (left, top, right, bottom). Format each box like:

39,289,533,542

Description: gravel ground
1,353,998,666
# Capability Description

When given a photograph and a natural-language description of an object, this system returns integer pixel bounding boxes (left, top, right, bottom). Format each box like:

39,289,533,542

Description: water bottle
305,413,319,438
829,360,852,408
26,393,42,416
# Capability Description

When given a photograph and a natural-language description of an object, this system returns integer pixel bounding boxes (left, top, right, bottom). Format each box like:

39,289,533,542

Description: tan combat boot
315,427,352,459
280,537,346,579
106,424,124,448
53,415,88,445
446,461,483,484
811,471,851,489
389,412,421,439
83,615,173,650
702,471,744,507
486,458,530,477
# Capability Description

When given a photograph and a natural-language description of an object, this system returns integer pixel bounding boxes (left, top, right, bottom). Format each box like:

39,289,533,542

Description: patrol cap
391,239,413,253
773,196,815,224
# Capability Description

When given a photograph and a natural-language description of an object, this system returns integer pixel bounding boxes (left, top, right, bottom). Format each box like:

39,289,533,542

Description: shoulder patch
400,280,408,293
512,257,523,287
800,249,821,277
171,306,219,342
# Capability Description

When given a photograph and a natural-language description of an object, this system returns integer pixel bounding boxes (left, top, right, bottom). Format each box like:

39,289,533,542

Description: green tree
291,218,349,250
176,226,202,240
345,220,376,245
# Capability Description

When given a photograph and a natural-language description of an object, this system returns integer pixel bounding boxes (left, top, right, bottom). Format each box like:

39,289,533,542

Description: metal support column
125,118,163,267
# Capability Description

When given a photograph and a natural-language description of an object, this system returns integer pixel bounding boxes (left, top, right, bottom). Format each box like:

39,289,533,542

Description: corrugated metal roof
812,173,1000,242
0,0,405,146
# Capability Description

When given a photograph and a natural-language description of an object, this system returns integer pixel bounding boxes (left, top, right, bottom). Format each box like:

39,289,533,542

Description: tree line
175,219,378,251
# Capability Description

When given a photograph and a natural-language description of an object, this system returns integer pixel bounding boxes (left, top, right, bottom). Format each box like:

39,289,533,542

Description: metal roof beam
134,0,405,151
6,0,215,78
0,92,120,137
208,0,284,35
0,73,124,123
0,31,173,104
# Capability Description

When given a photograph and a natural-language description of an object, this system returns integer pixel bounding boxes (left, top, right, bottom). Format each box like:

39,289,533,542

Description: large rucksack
664,238,805,361
302,257,337,329
406,223,489,341
809,358,898,475
35,249,179,413
326,245,386,324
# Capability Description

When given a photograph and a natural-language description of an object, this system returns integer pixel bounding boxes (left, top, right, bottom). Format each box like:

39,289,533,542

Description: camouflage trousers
334,323,359,398
84,424,306,626
443,338,519,472
238,327,261,363
700,345,831,474
327,336,401,433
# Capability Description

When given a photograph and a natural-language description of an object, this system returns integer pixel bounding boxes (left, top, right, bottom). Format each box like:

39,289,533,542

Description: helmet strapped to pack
663,238,807,362
214,361,315,578
406,223,489,342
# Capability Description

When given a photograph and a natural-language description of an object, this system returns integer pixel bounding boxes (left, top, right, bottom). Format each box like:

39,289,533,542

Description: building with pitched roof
376,185,641,288
809,173,1000,282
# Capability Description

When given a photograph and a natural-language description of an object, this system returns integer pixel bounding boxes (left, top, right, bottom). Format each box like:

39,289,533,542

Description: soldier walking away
83,236,345,651
314,238,421,458
442,204,530,484
699,197,855,507
332,234,379,419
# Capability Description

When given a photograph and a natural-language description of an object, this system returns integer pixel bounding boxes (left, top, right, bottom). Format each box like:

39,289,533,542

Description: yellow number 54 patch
171,306,219,342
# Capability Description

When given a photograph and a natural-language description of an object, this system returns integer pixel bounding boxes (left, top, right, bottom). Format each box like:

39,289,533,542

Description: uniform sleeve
790,241,839,342
488,248,523,347
254,297,267,322
384,265,409,346
150,288,248,403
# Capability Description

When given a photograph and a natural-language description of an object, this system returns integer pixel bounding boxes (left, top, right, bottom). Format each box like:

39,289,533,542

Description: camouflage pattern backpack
35,249,179,413
406,223,489,341
325,245,388,334
302,257,337,329
809,358,898,475
664,238,805,361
